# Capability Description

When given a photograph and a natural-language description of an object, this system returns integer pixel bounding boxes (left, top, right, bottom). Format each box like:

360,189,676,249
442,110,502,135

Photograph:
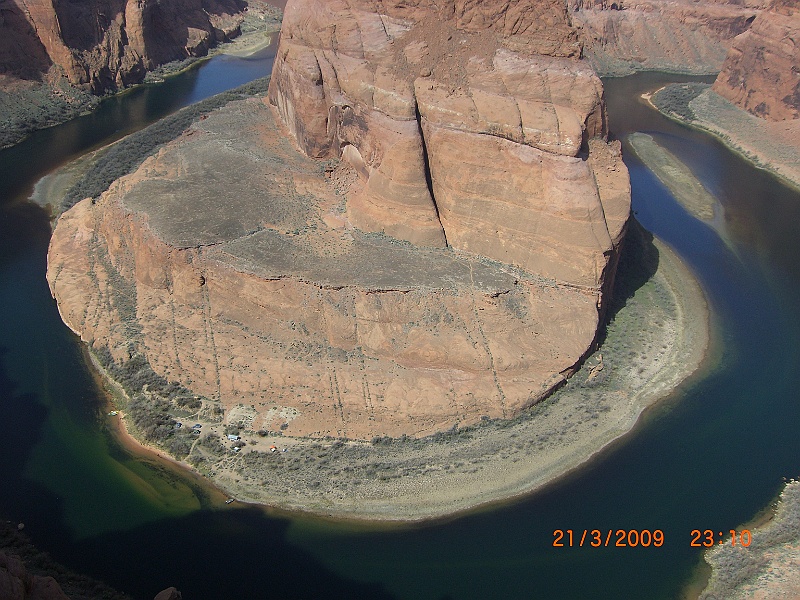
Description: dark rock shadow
0,0,53,80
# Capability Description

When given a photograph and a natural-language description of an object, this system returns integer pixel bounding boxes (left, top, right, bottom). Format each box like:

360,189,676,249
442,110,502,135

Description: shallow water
1,60,799,599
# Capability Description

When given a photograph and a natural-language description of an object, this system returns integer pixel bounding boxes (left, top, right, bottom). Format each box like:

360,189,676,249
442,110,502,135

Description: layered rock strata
571,0,763,75
0,0,247,93
712,0,800,121
48,0,631,440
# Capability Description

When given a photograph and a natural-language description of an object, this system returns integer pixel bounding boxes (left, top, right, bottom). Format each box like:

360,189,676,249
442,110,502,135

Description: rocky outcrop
571,0,763,75
0,0,247,93
713,0,800,121
268,0,627,288
48,0,631,440
0,551,68,600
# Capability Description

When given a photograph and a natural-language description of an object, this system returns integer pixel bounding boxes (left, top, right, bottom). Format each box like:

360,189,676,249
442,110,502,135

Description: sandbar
627,132,717,221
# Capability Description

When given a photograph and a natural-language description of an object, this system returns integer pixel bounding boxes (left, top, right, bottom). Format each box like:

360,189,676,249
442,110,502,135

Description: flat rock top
119,98,517,293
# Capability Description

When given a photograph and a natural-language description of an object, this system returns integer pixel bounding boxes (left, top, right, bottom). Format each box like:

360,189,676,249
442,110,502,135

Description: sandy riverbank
651,84,800,191
85,349,234,510
114,221,709,522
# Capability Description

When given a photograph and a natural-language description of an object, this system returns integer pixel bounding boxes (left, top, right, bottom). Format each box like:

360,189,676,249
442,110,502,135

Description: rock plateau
48,0,631,440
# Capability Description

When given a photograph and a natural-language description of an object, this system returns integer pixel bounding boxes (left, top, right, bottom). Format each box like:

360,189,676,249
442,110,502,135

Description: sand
627,132,717,221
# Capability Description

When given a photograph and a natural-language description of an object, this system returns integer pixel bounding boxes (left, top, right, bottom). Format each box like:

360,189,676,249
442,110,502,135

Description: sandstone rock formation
0,551,68,600
48,0,631,440
0,0,247,93
571,0,763,75
713,0,800,120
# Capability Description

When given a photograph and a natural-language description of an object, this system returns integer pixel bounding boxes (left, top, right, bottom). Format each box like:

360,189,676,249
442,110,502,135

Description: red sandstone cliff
48,0,631,440
713,0,800,120
571,0,764,75
268,0,627,287
0,0,247,93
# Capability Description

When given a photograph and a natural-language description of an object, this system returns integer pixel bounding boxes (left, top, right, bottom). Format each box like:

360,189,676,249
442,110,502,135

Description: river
1,47,798,599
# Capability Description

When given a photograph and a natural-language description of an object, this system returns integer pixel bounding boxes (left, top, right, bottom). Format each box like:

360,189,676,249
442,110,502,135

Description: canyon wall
48,0,631,440
0,551,67,600
0,0,246,93
712,0,800,120
571,0,763,75
268,0,627,289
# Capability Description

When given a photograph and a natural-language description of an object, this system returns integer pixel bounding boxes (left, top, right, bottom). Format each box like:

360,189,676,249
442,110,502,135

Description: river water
1,46,798,599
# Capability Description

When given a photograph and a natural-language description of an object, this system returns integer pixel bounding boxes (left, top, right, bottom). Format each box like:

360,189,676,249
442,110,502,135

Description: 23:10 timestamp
690,529,752,547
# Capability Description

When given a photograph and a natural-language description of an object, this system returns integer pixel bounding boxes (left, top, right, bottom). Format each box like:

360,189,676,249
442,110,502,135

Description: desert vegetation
0,79,99,150
651,82,710,122
93,346,212,460
700,480,800,599
61,77,270,211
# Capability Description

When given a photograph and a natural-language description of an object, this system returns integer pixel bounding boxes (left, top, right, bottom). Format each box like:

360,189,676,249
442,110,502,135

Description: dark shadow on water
0,346,48,493
600,218,660,336
0,345,86,576
68,507,398,600
0,342,398,600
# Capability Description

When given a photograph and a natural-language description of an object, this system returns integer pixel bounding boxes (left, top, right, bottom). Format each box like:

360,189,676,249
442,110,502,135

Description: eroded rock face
713,0,800,121
571,0,763,75
0,551,68,600
268,0,627,288
48,0,631,440
0,0,246,93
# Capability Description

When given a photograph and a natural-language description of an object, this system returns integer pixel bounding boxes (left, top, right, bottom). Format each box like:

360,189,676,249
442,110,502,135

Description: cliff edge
48,0,630,441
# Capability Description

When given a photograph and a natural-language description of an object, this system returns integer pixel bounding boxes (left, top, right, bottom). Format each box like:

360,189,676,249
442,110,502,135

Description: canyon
47,0,631,440
571,0,763,76
0,0,247,93
0,0,281,148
